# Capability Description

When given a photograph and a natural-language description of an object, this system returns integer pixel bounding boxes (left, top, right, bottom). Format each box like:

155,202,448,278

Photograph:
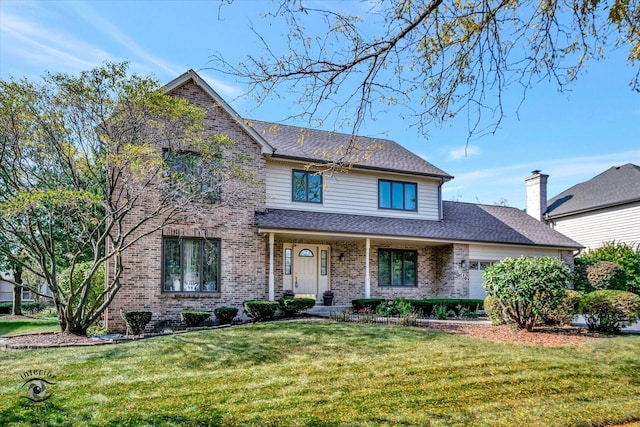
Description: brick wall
105,80,267,333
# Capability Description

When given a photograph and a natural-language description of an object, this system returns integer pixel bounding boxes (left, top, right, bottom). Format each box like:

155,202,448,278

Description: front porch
262,230,471,305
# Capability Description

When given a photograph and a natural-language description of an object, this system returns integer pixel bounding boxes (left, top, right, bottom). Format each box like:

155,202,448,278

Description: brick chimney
525,170,548,221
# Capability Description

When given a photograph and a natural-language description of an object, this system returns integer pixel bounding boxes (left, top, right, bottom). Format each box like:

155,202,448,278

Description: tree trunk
12,266,22,316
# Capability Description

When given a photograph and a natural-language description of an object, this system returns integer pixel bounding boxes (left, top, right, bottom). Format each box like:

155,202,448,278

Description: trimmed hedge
214,306,238,324
352,298,386,311
279,298,316,316
122,310,152,335
243,300,279,322
539,290,582,326
408,299,484,317
580,290,640,333
0,301,46,315
181,310,211,327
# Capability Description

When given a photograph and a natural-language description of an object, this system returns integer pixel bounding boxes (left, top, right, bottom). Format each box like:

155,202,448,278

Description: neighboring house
527,165,640,251
0,271,33,303
105,70,581,332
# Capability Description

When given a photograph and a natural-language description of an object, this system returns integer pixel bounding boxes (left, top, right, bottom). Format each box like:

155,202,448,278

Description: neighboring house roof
163,70,275,155
248,120,453,180
546,163,640,219
257,201,581,249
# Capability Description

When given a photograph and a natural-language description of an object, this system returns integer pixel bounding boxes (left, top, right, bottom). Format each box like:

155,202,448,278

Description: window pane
292,171,307,201
164,239,181,291
183,240,201,291
403,251,416,285
391,251,403,285
321,250,327,276
299,249,314,257
202,240,219,292
379,181,391,208
378,250,390,285
391,182,404,209
284,248,292,275
307,173,322,202
404,183,417,210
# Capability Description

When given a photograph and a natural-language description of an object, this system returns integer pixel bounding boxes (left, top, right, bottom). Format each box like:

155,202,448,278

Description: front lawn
0,316,59,337
0,321,638,426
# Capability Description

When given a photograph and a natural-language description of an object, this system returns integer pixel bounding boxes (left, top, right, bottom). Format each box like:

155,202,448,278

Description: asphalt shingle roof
546,163,640,218
248,120,453,179
256,201,581,249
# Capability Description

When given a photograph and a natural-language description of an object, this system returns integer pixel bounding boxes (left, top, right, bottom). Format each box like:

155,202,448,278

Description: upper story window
163,237,220,293
292,170,322,203
378,179,417,211
164,150,221,201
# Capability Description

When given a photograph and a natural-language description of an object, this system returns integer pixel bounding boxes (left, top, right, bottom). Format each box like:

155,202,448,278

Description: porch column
365,238,371,298
268,232,275,301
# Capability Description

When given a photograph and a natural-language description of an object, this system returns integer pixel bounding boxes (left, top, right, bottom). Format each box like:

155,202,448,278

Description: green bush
539,290,582,326
214,306,239,324
58,261,105,312
483,295,505,325
122,310,152,335
181,310,211,327
279,298,316,316
0,301,46,315
578,241,640,295
243,300,279,322
586,261,628,291
407,299,484,317
375,298,414,316
483,256,571,331
579,290,640,333
352,298,385,311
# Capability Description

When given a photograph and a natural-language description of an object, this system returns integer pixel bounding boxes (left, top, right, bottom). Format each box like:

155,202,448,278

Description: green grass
0,316,60,337
0,321,639,426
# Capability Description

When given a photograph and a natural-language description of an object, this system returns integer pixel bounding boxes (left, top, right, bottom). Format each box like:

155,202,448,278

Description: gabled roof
248,120,453,179
163,70,275,155
257,201,581,249
546,163,640,219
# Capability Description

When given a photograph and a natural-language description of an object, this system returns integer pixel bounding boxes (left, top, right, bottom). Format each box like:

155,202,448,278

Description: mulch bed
1,314,615,348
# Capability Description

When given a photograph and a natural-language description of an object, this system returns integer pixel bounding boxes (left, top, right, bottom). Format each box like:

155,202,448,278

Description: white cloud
448,145,481,160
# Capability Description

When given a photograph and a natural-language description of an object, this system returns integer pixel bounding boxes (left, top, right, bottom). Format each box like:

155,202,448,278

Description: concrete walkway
572,315,640,334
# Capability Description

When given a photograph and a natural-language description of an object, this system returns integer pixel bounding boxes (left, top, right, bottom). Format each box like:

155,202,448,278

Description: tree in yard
211,0,639,161
0,238,25,316
0,63,255,335
482,256,571,331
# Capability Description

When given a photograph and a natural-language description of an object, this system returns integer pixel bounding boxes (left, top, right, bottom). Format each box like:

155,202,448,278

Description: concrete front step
305,304,351,318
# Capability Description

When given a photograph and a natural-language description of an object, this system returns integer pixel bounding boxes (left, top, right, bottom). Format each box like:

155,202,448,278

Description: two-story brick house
105,70,581,332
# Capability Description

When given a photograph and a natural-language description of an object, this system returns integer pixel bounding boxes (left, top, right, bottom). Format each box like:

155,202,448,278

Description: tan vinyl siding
550,202,640,250
265,160,441,220
468,244,562,260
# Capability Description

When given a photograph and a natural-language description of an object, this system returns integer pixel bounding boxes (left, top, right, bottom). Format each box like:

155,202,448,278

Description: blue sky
2,0,639,209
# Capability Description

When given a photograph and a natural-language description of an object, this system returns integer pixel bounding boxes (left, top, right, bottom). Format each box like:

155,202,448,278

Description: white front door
294,245,318,297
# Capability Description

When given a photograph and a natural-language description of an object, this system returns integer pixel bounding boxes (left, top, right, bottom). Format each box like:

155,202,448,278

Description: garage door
468,260,496,299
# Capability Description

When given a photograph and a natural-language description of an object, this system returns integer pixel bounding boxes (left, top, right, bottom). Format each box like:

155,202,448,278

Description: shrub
352,298,385,311
122,310,152,335
214,306,238,324
586,261,628,291
58,261,105,312
181,310,211,327
279,298,316,316
578,241,640,295
375,298,414,316
579,290,640,333
483,295,506,325
434,304,455,319
243,300,279,322
483,256,571,331
407,299,484,317
539,290,582,326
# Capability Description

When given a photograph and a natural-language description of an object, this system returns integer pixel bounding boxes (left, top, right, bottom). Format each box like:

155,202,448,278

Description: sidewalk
572,315,640,334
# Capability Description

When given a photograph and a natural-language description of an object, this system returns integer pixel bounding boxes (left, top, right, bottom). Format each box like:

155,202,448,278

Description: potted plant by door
323,290,334,306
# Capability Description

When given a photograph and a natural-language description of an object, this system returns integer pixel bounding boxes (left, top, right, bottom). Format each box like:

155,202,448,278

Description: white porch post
268,232,275,301
365,238,371,298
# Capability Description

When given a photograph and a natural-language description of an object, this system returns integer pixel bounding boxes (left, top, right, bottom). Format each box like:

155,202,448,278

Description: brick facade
105,81,267,333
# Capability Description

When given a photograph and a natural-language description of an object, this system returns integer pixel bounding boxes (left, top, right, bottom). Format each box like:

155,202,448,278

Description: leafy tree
483,256,571,331
212,0,639,160
0,63,254,335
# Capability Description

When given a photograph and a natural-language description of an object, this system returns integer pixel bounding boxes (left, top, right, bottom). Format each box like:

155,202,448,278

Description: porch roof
256,201,582,249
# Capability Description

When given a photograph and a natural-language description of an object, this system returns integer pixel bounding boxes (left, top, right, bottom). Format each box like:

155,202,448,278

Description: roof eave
546,198,640,219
